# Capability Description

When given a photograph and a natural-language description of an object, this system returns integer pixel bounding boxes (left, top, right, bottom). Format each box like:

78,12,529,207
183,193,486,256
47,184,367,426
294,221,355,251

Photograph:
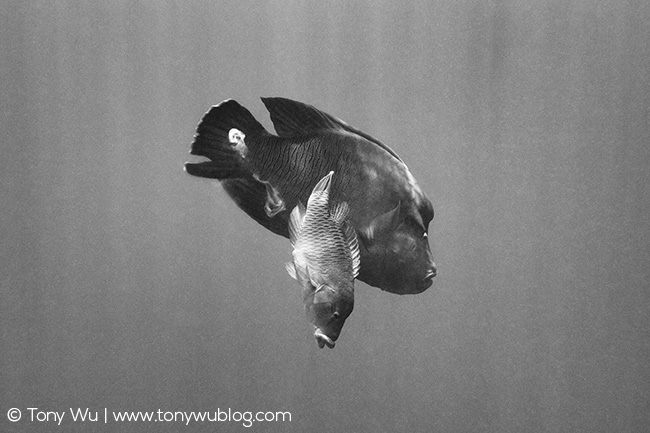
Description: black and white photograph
2,1,649,432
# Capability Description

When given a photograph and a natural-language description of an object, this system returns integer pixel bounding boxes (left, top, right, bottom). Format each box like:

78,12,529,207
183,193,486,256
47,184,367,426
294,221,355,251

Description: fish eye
405,216,427,240
332,311,340,319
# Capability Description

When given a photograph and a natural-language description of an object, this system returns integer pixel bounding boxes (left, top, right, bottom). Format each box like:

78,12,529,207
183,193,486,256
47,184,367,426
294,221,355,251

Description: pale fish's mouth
314,329,335,349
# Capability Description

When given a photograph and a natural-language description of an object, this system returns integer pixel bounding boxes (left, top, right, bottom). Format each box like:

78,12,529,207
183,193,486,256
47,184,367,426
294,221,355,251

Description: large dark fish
286,171,360,349
185,97,436,294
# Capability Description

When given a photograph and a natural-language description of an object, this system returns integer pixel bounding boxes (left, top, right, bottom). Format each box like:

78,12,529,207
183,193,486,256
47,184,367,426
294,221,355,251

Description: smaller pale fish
285,171,360,349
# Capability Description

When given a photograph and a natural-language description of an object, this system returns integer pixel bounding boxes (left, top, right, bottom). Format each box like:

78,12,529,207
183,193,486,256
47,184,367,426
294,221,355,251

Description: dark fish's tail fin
185,99,268,179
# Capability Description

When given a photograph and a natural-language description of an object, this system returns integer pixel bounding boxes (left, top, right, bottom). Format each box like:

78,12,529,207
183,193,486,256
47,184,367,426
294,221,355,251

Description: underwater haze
2,1,649,432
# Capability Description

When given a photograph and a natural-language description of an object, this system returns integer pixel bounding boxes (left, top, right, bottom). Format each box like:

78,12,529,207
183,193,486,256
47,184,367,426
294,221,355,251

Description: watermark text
6,407,291,428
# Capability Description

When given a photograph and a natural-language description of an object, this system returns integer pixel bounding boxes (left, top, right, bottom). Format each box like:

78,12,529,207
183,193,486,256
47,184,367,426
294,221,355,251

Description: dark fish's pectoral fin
261,97,403,162
185,99,268,180
221,177,289,238
361,202,401,244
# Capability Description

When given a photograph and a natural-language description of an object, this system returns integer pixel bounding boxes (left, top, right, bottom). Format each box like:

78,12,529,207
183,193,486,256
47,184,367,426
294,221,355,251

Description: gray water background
2,1,649,432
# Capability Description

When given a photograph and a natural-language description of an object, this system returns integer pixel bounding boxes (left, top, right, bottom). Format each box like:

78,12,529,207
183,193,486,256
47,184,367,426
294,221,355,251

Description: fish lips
372,266,436,294
314,329,336,349
411,269,436,293
421,268,437,286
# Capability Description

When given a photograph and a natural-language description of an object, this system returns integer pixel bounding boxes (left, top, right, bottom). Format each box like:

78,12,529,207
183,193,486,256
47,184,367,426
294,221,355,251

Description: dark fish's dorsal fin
261,97,404,163
261,97,338,136
288,202,306,246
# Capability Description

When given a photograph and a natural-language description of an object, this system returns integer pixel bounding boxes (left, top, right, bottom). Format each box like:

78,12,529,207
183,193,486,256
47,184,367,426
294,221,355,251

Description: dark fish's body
185,97,436,294
286,171,359,348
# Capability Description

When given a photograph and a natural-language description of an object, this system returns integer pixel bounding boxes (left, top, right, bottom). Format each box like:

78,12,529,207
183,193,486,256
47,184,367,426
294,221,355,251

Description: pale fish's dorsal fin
312,171,334,195
260,97,404,163
360,201,401,245
343,222,361,278
331,201,350,227
288,202,306,246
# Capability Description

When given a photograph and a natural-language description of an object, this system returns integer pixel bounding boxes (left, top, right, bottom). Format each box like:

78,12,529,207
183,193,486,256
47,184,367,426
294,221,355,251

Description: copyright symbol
7,408,21,422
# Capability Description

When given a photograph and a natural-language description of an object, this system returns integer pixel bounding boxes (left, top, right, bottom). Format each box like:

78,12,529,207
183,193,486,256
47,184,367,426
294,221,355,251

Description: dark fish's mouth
424,270,437,280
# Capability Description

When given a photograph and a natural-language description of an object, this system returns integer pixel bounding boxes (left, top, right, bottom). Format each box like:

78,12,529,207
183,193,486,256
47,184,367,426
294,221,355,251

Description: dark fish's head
304,284,354,349
359,198,437,295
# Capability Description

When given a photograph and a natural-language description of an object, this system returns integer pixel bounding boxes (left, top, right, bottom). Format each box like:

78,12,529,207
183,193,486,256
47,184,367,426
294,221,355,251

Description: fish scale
296,190,354,281
285,171,359,348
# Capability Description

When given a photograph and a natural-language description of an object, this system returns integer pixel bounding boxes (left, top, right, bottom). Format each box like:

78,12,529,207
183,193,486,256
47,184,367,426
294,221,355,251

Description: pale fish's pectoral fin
263,182,285,217
331,201,350,227
312,171,334,195
285,262,298,280
360,201,401,246
343,222,361,279
286,260,312,290
288,202,306,246
291,251,311,286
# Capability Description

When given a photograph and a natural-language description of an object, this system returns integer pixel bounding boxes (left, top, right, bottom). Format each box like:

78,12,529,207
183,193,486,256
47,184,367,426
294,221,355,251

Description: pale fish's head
304,282,354,349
